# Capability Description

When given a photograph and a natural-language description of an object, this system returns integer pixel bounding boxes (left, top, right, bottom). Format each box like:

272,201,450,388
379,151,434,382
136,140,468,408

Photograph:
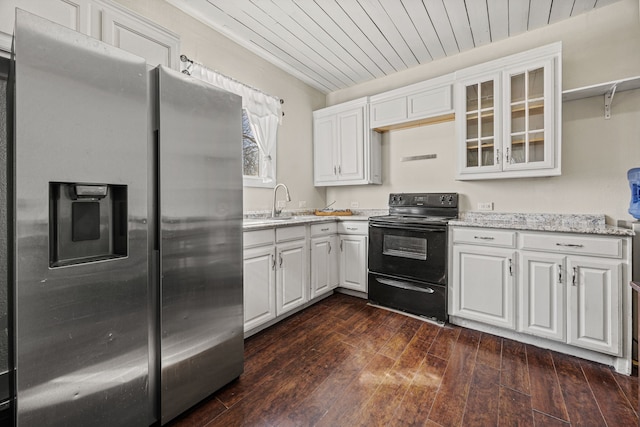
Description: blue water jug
629,167,640,219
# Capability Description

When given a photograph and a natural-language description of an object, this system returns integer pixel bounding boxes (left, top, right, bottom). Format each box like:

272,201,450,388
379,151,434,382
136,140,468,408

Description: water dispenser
49,182,127,267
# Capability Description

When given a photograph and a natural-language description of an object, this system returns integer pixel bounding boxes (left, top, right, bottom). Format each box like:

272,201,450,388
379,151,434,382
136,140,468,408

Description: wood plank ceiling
167,0,626,93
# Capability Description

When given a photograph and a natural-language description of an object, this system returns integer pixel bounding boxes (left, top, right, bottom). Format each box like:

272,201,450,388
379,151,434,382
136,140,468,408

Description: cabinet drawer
407,85,452,119
244,229,275,248
338,221,368,235
519,233,622,258
276,225,306,243
310,222,337,236
370,96,407,128
452,227,516,248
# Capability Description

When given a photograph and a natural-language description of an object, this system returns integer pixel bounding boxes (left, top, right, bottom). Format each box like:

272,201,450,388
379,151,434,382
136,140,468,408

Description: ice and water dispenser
49,182,127,267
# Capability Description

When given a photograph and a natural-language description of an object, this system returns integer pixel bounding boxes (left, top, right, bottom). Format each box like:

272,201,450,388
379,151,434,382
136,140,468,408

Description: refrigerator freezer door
13,11,149,426
156,66,244,424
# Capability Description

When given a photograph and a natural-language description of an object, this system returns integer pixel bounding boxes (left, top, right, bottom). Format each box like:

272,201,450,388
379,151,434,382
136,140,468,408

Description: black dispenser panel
71,202,101,241
49,182,128,267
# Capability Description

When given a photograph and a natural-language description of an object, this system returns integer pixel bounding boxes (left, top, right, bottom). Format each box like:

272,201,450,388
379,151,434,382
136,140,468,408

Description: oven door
368,222,447,284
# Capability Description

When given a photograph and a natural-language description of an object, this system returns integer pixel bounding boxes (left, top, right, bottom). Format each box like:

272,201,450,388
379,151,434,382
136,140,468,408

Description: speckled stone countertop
449,212,635,236
243,209,387,230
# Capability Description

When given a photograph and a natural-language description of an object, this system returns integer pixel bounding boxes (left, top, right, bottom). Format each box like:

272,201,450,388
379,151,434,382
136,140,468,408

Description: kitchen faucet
272,183,291,217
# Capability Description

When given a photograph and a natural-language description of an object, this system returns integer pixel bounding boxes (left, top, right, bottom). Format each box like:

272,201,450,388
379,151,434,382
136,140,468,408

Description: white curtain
182,60,282,185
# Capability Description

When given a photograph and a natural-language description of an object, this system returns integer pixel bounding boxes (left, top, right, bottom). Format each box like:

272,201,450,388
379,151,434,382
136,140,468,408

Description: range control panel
388,193,458,208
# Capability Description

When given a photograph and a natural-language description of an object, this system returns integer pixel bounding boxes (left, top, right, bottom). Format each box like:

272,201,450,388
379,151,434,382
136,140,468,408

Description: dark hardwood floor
168,293,639,427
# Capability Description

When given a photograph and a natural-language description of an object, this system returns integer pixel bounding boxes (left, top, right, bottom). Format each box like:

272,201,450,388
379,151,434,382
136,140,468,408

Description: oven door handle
369,223,446,233
377,278,436,294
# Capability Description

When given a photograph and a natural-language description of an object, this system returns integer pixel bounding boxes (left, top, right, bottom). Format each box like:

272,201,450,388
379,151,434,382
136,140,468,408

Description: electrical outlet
277,200,286,208
298,201,307,208
477,202,493,211
350,201,359,208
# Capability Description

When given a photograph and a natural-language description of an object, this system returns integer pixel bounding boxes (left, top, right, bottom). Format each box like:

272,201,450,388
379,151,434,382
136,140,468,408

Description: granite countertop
449,212,635,237
243,209,386,230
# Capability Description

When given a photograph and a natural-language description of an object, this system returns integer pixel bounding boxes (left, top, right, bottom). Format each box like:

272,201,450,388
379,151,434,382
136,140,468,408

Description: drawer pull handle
321,227,329,231
556,243,584,248
474,236,495,240
377,278,435,294
347,227,358,231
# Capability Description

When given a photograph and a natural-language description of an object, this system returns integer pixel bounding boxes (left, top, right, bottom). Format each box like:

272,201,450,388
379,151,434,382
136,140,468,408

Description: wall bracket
604,83,617,120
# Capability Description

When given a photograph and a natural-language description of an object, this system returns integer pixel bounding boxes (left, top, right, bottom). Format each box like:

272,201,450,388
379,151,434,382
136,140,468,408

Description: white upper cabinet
369,73,454,130
0,0,92,51
96,0,180,70
0,0,180,70
313,97,381,186
455,43,562,180
456,71,503,175
502,59,556,172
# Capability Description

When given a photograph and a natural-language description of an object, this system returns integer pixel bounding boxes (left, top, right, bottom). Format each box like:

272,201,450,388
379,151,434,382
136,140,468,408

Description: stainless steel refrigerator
10,10,243,426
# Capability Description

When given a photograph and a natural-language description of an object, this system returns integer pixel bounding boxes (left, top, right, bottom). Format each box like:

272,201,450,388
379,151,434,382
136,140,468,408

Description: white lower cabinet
338,221,368,293
243,244,277,332
243,226,309,334
451,245,516,330
243,220,369,335
275,238,308,315
519,252,566,342
567,257,621,355
520,252,622,354
450,226,632,373
310,223,339,299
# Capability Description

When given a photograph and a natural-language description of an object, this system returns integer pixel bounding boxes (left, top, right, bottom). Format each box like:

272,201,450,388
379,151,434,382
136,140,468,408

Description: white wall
113,0,327,212
326,0,640,224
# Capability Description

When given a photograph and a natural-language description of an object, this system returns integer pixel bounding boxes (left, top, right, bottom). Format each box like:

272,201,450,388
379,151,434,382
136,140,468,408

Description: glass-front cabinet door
503,59,555,171
455,43,561,180
457,72,501,175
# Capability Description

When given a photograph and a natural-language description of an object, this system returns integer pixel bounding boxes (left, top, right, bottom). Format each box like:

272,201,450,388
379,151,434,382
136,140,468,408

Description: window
180,58,281,188
242,109,259,177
